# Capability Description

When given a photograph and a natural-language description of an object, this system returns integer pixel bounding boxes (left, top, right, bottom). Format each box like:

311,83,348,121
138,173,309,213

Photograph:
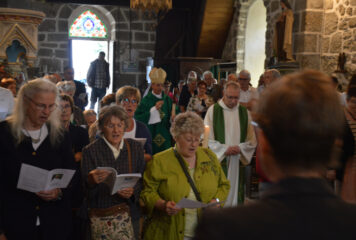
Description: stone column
293,0,324,70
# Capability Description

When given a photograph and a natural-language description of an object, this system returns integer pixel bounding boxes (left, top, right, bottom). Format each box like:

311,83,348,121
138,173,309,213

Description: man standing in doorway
87,51,110,109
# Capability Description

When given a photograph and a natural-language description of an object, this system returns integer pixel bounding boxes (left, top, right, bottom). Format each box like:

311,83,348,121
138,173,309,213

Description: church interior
0,0,354,91
1,0,356,239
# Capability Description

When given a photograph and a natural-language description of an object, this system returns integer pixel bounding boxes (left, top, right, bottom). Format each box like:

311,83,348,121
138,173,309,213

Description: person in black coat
63,66,88,111
59,94,89,240
194,70,356,240
0,78,76,240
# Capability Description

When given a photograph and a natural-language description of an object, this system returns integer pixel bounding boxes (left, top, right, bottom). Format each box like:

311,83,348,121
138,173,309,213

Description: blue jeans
90,87,106,109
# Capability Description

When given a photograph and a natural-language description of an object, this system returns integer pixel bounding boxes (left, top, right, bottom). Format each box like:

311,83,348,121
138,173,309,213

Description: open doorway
244,0,267,86
71,39,109,110
68,6,115,112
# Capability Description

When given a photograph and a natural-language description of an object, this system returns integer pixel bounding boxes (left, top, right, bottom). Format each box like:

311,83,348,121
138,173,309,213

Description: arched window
69,10,108,39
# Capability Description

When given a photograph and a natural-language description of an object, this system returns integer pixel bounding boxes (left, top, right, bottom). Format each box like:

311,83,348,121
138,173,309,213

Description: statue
336,52,346,73
273,0,294,62
6,40,26,63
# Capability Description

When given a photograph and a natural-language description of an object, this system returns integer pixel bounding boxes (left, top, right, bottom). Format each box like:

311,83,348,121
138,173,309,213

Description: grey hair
267,69,281,80
202,71,213,80
115,85,141,104
224,80,241,91
238,70,251,80
187,71,197,81
56,81,76,96
98,105,129,132
7,78,63,145
170,111,204,138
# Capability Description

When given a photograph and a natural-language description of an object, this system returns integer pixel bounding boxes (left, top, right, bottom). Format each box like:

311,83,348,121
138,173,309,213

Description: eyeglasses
183,137,201,144
122,98,138,105
60,104,71,111
105,122,125,129
27,97,57,112
225,95,239,100
238,78,249,81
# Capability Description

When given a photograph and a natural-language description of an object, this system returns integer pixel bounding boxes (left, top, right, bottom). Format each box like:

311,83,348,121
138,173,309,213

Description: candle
202,125,210,148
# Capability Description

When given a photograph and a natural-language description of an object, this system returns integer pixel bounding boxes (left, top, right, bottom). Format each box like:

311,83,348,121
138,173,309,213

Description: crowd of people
1,59,356,240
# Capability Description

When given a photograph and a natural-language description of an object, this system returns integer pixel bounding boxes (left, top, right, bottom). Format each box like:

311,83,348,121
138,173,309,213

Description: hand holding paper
97,167,142,195
176,198,223,209
17,164,75,193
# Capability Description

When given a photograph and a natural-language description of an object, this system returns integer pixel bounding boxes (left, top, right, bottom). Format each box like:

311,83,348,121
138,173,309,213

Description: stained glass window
69,10,107,38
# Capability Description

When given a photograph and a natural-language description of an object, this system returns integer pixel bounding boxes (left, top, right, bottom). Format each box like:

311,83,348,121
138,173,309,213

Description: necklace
24,127,42,144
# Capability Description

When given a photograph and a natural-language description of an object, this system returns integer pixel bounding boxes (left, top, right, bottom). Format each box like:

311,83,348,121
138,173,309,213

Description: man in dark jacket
195,70,356,240
86,52,110,110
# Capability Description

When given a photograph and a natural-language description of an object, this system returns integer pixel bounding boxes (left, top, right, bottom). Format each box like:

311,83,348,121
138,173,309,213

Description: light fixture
130,0,172,12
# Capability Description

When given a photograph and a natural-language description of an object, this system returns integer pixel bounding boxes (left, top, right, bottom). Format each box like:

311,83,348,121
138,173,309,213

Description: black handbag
173,149,202,202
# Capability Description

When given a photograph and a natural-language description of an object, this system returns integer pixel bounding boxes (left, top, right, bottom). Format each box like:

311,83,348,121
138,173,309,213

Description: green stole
213,102,248,204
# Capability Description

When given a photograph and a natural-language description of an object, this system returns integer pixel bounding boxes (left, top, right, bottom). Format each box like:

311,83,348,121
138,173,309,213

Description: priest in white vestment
204,81,256,207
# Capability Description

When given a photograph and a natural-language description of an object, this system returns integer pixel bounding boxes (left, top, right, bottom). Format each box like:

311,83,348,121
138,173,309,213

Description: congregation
1,62,356,240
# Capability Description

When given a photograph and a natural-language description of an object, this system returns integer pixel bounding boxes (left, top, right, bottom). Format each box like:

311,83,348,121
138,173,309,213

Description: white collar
152,91,162,99
103,137,124,159
218,99,239,111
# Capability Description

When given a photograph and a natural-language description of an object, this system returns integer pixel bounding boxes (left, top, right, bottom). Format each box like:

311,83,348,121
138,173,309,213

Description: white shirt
239,86,259,103
103,137,124,159
124,120,136,139
0,87,14,121
22,124,48,150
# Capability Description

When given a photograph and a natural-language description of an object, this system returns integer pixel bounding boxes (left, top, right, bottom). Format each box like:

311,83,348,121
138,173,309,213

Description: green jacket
141,147,230,240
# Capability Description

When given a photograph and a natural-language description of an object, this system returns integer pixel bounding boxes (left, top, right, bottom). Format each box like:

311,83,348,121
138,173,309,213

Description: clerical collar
219,99,239,111
152,91,162,99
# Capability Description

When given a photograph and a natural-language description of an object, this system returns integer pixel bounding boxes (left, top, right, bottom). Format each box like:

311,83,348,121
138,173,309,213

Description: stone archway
68,6,116,109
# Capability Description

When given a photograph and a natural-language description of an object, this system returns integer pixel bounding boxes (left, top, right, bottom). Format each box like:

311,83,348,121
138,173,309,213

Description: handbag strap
173,149,202,202
124,139,132,173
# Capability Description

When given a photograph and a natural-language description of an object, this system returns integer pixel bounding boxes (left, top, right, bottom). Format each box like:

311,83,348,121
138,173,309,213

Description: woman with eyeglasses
116,86,152,162
141,111,230,240
59,94,89,240
187,81,209,119
0,78,76,240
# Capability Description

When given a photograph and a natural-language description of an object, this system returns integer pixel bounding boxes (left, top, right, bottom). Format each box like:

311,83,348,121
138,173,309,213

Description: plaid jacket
86,59,110,89
81,137,145,209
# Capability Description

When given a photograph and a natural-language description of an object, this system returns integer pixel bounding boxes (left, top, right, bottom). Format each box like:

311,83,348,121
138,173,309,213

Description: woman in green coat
141,111,230,240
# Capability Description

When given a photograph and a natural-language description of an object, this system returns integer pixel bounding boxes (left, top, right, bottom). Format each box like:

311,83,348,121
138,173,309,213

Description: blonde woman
0,78,76,240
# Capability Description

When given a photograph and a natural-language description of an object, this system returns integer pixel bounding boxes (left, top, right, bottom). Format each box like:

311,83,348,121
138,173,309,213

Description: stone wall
221,1,239,62
7,1,157,92
321,0,356,77
35,2,71,74
222,0,299,71
222,0,356,76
